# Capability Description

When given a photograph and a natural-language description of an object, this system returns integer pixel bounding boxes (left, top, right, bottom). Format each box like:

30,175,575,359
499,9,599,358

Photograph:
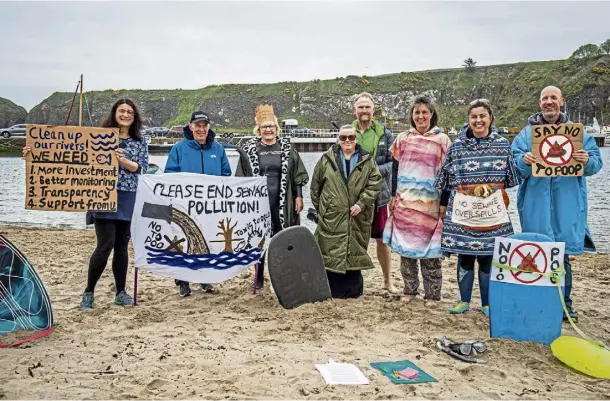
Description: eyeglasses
339,134,356,142
117,108,134,116
260,125,275,131
469,98,490,106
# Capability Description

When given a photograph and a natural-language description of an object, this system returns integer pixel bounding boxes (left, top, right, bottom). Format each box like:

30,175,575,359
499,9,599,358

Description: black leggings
86,218,131,294
255,218,282,286
458,254,492,274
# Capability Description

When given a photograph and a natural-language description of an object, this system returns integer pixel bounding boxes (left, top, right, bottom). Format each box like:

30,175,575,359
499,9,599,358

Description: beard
358,114,371,123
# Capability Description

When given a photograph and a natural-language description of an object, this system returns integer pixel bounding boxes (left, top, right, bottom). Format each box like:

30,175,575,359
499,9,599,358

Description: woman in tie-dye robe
383,96,451,305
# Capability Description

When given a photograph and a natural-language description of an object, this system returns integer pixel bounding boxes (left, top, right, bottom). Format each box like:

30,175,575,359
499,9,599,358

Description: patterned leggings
400,257,443,300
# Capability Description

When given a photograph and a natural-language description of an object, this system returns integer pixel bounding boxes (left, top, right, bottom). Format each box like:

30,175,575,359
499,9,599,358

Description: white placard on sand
314,360,370,385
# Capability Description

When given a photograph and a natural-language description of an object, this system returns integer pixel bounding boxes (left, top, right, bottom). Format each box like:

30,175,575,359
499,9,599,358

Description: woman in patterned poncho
384,96,451,306
435,99,521,317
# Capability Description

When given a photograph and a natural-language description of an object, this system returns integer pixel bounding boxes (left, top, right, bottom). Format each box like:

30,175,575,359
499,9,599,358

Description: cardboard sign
25,125,119,212
451,190,509,227
131,173,271,284
532,123,584,177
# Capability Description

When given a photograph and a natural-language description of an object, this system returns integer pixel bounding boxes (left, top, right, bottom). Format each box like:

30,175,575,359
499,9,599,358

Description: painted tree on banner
131,173,271,284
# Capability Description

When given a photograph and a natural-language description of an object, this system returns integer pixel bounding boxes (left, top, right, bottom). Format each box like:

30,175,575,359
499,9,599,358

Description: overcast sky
1,1,609,111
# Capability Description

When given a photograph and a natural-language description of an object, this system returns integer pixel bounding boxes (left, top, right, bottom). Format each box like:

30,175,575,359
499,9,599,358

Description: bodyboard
267,226,331,309
551,336,610,379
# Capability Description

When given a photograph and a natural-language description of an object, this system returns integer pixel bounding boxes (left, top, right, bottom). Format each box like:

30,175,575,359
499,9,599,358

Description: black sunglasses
339,134,356,142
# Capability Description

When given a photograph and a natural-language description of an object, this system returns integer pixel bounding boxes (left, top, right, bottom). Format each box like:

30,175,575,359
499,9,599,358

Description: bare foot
384,283,399,294
424,299,438,307
402,295,414,304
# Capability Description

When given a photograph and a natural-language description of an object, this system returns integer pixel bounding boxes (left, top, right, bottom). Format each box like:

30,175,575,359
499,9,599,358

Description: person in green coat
235,104,309,291
310,125,382,298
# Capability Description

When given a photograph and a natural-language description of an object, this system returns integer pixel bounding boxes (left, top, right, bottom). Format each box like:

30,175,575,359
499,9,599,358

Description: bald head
539,86,564,124
540,86,563,100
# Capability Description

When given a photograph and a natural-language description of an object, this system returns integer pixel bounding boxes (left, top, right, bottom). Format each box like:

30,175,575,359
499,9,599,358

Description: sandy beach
1,224,609,400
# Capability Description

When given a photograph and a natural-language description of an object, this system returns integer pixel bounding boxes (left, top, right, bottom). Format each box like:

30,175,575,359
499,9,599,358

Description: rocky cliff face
19,55,610,130
0,97,27,128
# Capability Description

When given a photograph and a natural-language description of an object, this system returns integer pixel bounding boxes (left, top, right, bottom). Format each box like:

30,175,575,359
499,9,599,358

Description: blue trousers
456,254,492,306
564,255,573,309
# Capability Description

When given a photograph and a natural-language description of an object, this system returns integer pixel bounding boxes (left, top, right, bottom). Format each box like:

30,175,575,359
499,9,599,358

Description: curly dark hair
101,98,143,141
409,95,438,130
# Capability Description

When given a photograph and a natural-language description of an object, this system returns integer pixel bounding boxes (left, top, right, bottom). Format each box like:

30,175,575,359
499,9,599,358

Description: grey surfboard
267,226,331,309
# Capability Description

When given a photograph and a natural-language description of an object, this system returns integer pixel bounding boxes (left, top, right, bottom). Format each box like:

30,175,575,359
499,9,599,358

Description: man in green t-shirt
352,92,398,294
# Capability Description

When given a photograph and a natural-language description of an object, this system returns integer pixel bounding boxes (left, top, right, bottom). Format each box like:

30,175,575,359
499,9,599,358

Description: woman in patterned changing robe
384,96,451,306
235,104,309,291
434,99,521,317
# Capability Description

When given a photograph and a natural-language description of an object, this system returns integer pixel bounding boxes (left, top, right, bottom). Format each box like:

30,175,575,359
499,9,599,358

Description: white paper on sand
314,359,370,385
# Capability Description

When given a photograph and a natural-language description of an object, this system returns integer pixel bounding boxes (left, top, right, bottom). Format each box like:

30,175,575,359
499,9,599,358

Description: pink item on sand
396,367,419,380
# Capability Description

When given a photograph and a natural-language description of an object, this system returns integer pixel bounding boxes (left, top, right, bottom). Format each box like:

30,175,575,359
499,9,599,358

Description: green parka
310,144,382,273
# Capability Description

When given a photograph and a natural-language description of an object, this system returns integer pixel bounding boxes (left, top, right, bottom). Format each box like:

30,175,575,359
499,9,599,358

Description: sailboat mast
78,74,83,127
64,80,80,125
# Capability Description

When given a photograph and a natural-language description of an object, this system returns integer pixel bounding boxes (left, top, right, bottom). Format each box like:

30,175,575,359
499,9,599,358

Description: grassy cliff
0,97,27,128
23,55,610,130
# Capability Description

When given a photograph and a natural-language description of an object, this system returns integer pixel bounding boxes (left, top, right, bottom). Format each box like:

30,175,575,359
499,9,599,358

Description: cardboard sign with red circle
492,237,565,287
531,123,584,177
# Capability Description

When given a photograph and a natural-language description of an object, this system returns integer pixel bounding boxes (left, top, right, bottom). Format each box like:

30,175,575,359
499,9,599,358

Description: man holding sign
511,86,603,321
165,110,232,297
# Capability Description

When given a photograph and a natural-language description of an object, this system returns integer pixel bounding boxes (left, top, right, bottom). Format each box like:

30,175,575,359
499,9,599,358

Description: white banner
131,173,271,283
451,190,509,227
491,237,565,286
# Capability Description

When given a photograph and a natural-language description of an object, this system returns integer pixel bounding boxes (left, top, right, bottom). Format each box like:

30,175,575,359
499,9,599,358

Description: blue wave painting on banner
145,247,265,270
0,234,53,343
132,173,272,283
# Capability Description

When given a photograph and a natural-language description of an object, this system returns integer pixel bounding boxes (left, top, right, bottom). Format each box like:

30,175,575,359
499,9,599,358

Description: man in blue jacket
165,110,232,297
511,86,603,322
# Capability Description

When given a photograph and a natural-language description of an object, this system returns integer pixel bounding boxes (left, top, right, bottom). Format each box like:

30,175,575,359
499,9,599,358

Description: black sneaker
199,283,216,293
179,282,191,297
563,308,578,322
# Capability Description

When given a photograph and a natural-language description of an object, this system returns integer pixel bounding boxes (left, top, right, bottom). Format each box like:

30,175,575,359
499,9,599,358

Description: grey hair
339,124,355,134
337,124,357,144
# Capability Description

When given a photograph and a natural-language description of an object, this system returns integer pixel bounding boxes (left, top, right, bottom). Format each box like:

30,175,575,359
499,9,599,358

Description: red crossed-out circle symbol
508,242,548,284
539,134,574,167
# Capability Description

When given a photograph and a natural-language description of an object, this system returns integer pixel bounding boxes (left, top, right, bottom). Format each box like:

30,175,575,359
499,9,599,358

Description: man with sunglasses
352,92,397,293
165,110,232,297
511,86,603,322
